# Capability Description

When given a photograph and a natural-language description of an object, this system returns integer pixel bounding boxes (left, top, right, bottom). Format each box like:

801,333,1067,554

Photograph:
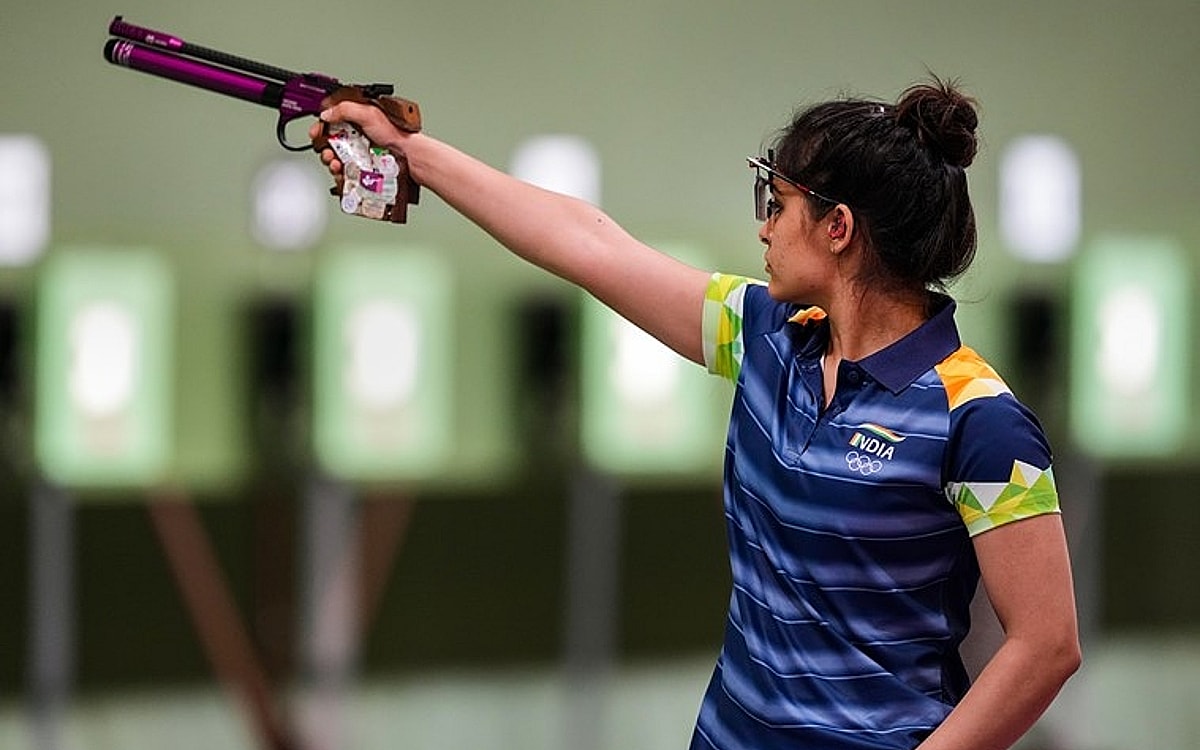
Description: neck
823,287,930,362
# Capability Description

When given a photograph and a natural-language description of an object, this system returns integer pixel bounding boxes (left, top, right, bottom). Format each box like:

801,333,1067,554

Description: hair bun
895,77,979,169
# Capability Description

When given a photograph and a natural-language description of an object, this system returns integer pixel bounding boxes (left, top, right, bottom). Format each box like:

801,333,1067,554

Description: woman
313,76,1080,750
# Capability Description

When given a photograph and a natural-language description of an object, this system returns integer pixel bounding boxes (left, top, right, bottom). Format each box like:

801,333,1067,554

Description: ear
827,205,854,252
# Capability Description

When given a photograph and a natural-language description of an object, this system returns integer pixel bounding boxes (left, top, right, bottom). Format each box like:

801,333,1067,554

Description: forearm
917,634,1080,750
396,132,709,362
402,133,625,283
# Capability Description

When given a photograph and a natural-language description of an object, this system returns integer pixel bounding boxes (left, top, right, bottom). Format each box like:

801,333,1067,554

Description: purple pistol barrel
107,15,298,85
104,39,283,109
107,16,186,52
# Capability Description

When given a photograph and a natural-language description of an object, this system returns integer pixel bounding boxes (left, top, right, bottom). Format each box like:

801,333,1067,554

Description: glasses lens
753,172,770,221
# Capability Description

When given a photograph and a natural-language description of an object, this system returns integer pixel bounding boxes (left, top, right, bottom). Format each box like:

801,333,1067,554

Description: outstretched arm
313,102,712,365
917,513,1082,750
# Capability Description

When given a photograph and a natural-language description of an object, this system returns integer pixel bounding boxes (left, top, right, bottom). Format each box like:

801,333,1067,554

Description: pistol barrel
104,39,284,109
108,15,299,84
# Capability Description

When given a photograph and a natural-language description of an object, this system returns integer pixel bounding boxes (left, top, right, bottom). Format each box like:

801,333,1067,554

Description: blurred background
2,1,1198,749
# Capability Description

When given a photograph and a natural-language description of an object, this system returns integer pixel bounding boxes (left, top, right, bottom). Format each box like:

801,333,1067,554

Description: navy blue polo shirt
693,274,1060,750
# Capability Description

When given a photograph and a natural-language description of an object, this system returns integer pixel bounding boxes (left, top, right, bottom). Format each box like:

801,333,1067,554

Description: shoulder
933,345,1012,410
935,346,1059,535
703,273,815,380
704,273,772,326
934,345,1050,466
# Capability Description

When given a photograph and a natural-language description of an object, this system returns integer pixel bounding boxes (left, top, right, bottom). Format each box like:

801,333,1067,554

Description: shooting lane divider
146,488,416,750
146,491,294,750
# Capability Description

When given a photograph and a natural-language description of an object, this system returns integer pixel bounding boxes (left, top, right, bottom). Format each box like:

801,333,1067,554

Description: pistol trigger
275,118,291,150
276,112,313,152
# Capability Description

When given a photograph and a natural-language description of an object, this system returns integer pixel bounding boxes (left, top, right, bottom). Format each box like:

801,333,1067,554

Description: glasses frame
746,151,840,222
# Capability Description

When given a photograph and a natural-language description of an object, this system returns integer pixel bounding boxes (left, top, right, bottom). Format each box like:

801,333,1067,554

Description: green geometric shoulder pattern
702,273,762,382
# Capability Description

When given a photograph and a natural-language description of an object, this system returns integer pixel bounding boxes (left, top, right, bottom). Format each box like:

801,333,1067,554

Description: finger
319,102,349,124
321,100,373,126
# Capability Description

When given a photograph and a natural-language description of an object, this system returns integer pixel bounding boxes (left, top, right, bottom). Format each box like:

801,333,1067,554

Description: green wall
3,1,1199,485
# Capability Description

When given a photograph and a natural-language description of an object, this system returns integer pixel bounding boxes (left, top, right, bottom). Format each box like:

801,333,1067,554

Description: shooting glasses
746,150,839,222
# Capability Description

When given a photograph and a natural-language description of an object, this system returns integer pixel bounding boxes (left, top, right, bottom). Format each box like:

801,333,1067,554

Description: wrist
384,131,416,174
392,132,443,188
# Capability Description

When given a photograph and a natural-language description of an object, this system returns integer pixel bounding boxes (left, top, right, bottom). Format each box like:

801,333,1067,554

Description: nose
758,221,770,246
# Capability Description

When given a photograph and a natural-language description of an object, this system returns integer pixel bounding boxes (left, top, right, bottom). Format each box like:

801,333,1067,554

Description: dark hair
771,75,979,294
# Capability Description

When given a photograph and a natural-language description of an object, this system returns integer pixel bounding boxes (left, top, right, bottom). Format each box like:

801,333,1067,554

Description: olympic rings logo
845,451,884,476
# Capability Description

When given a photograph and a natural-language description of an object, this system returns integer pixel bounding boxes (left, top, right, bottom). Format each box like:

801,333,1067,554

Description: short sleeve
938,348,1061,536
702,273,760,381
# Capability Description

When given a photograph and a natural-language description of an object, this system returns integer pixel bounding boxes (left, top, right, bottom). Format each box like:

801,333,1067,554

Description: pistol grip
320,120,420,224
317,86,422,222
372,95,422,133
366,95,422,221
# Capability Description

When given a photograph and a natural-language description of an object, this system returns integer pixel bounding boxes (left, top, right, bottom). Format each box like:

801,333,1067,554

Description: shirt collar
788,293,961,394
859,294,961,393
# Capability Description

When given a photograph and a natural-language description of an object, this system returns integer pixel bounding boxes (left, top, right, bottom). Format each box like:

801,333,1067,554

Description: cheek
768,233,798,268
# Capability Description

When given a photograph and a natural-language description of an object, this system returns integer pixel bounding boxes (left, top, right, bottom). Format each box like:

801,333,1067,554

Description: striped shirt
692,274,1059,750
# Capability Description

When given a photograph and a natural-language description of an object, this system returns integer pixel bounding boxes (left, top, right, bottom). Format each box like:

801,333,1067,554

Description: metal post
28,482,73,750
296,476,359,750
562,469,622,750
